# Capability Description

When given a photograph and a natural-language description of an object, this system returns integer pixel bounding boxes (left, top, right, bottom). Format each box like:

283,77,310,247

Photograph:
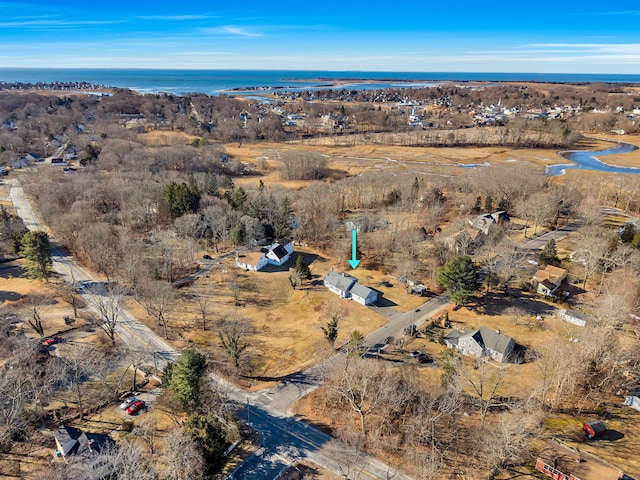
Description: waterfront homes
235,238,293,271
444,326,516,363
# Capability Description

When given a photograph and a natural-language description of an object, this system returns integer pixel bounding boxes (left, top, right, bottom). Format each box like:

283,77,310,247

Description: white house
235,251,268,271
444,326,515,363
324,271,358,298
235,238,294,271
349,283,379,306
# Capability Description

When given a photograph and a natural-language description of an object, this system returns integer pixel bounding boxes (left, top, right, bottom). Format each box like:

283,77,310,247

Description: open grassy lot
136,248,394,383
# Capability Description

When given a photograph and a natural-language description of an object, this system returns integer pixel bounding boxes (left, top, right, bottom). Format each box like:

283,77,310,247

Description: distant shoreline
1,69,640,97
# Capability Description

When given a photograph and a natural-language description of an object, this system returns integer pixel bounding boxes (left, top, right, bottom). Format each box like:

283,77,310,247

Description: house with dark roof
324,271,358,298
235,238,293,271
444,326,515,363
266,244,290,266
349,283,379,306
468,211,510,235
53,425,114,463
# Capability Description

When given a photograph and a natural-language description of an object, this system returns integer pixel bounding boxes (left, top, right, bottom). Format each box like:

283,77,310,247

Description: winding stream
547,142,640,176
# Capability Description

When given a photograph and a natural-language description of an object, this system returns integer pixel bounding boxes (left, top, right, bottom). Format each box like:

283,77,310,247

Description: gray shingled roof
324,271,357,292
476,326,514,355
350,283,377,299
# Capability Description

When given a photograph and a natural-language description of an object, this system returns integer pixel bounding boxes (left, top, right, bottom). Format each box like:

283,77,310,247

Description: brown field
160,249,395,383
543,411,640,478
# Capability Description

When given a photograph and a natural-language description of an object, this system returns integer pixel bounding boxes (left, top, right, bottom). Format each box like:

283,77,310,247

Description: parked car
120,397,138,410
43,336,64,346
415,354,432,364
202,254,212,260
409,350,424,358
126,400,145,415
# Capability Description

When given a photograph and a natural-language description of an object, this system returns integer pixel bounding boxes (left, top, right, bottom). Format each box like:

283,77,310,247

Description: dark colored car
126,400,145,415
415,354,432,364
43,336,63,346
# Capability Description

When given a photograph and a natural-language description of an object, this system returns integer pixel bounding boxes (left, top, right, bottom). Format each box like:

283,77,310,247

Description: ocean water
1,69,640,96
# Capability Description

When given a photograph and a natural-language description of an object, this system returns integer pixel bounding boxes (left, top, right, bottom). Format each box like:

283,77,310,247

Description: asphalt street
9,178,414,480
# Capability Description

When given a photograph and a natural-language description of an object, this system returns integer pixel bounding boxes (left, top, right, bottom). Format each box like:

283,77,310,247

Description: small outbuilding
557,308,589,327
624,390,640,412
583,420,607,440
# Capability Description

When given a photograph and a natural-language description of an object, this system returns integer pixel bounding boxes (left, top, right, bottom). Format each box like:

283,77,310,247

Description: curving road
9,178,414,480
9,179,180,366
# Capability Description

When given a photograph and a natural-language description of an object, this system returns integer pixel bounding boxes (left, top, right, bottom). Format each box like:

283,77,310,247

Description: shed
583,420,606,439
624,390,640,412
557,309,589,327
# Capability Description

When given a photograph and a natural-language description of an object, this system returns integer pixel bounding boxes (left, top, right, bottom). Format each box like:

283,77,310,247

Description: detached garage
350,283,379,306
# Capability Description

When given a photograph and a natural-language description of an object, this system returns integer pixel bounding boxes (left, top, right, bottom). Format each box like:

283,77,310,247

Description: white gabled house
235,238,294,272
235,251,268,272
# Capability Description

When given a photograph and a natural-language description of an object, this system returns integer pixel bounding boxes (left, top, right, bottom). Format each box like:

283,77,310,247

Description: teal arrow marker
348,229,360,269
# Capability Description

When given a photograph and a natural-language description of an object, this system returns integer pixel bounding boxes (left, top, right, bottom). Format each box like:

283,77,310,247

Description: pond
547,142,640,176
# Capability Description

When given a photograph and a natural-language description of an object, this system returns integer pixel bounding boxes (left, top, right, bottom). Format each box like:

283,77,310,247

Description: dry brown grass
161,250,393,383
543,411,640,478
224,141,566,192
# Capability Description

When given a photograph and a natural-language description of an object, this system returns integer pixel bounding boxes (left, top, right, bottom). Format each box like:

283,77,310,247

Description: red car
43,336,63,346
126,400,145,415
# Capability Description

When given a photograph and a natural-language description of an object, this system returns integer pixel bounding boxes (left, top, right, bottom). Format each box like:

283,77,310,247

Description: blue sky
1,0,639,72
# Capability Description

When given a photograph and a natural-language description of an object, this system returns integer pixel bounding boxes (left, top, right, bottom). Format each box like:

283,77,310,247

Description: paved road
253,293,450,418
521,221,582,251
9,179,414,480
9,179,180,366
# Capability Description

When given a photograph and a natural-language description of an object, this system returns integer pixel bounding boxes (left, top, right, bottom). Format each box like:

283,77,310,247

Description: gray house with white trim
444,326,515,363
324,271,358,298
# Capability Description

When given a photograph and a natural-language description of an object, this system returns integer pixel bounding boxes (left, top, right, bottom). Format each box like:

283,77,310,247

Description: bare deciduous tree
162,428,204,480
218,313,251,369
92,284,126,345
137,281,176,339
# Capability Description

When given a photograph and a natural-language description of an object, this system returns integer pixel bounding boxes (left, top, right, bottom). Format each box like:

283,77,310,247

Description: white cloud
200,26,262,37
137,14,218,21
0,18,124,27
